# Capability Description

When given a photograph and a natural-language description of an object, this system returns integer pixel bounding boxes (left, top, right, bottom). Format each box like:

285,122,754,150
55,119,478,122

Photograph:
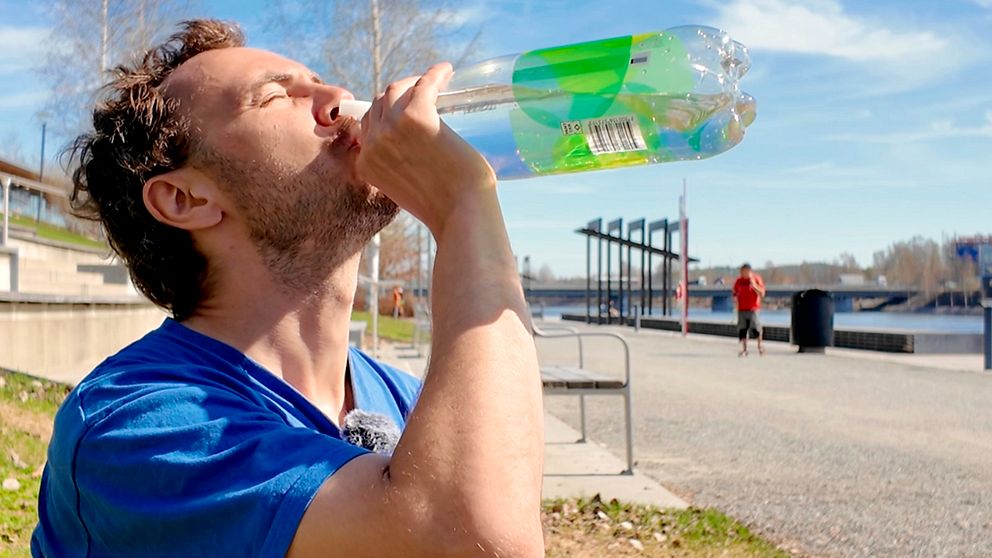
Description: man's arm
751,276,766,298
288,64,543,557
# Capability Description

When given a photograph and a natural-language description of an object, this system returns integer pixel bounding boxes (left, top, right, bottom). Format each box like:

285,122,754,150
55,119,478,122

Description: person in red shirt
732,263,766,356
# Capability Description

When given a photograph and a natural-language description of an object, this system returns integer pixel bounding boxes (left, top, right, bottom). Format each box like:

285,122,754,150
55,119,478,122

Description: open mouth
329,116,361,151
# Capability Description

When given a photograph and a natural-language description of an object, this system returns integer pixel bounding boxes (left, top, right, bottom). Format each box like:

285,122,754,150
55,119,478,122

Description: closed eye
259,93,286,107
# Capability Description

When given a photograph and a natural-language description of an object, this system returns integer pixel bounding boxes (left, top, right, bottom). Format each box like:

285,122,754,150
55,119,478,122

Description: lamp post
39,122,47,181
2,176,10,246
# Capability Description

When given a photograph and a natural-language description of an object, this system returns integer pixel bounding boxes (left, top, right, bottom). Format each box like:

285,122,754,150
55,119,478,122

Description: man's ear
142,168,224,231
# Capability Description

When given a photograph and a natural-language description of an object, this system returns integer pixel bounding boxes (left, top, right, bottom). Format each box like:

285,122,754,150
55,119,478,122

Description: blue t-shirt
32,319,421,558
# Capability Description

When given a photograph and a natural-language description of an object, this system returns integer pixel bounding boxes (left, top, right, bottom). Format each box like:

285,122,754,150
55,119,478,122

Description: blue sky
2,0,991,277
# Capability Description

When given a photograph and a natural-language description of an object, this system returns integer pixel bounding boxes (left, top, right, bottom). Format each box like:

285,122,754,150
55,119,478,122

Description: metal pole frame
627,218,646,323
647,219,667,316
607,218,623,324
586,218,601,324
981,245,992,371
597,223,603,324
985,304,991,371
523,255,532,300
664,222,673,316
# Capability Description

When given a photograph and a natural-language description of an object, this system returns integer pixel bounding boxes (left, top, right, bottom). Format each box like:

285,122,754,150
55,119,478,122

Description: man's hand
750,276,766,297
355,63,496,236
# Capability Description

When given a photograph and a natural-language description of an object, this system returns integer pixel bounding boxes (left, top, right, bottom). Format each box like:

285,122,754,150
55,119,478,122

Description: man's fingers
411,62,454,107
382,76,421,107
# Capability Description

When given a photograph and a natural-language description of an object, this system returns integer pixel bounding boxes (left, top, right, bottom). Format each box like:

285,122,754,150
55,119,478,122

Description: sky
1,0,991,278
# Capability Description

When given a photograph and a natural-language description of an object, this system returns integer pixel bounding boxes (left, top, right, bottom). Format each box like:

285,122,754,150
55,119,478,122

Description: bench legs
622,388,633,475
578,395,587,443
571,392,634,475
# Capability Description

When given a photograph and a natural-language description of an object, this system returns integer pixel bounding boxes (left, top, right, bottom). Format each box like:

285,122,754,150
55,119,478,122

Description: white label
583,115,647,155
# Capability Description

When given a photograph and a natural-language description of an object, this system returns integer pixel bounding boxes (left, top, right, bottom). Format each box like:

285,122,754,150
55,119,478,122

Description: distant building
838,273,867,286
0,155,71,229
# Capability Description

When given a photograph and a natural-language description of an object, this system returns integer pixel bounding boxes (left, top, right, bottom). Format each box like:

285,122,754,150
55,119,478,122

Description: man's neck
182,253,362,426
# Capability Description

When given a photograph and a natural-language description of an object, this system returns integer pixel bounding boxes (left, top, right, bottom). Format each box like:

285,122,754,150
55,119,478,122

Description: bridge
521,281,917,313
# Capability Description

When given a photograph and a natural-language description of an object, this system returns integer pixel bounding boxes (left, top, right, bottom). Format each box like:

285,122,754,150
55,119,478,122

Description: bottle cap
338,99,372,119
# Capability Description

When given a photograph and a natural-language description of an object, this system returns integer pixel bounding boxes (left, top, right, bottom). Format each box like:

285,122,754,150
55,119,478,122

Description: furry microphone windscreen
341,410,402,454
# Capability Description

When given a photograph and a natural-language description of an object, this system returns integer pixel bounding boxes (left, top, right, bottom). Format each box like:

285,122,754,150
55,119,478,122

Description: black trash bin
790,289,834,353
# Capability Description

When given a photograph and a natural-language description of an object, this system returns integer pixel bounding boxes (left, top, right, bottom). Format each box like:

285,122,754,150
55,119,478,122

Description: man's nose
313,85,355,127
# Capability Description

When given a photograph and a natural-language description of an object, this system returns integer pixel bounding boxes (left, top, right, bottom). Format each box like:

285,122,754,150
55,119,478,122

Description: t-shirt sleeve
73,384,367,558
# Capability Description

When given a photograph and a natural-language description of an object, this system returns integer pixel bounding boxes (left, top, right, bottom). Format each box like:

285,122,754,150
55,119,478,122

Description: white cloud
971,0,992,8
0,26,49,74
711,0,946,62
441,4,488,27
709,0,987,93
0,90,48,110
828,113,992,144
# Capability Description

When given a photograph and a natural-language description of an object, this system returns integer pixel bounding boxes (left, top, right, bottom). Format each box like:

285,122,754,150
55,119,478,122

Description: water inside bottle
440,86,754,179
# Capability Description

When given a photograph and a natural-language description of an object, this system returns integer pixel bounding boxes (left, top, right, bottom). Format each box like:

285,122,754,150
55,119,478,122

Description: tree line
682,235,983,296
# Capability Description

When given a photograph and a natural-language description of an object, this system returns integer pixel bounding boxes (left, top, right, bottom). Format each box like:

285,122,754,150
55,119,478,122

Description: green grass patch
543,495,794,557
351,311,425,343
0,370,69,557
6,213,106,251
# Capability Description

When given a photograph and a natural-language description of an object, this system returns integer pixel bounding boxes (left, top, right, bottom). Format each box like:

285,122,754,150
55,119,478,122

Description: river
535,305,985,334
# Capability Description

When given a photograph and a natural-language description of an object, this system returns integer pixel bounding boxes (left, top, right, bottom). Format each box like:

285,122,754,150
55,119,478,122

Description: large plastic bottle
339,26,755,180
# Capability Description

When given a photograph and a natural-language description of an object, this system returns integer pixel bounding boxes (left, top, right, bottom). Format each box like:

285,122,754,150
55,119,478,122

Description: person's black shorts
737,310,762,340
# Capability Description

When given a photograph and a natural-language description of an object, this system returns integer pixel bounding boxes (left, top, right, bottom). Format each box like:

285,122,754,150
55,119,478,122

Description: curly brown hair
66,19,244,320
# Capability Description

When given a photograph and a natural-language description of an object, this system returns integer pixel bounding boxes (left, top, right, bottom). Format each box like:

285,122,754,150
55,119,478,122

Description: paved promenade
536,321,992,558
376,341,688,510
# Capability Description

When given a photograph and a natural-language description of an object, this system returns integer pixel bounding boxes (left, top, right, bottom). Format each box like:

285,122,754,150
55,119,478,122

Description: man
32,20,544,558
732,263,765,356
392,286,404,318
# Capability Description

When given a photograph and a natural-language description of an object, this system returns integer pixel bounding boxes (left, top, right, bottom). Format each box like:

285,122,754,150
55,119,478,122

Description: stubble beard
198,145,399,294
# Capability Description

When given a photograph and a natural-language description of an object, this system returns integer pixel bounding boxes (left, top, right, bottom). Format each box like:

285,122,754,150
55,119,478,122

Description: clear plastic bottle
339,26,755,180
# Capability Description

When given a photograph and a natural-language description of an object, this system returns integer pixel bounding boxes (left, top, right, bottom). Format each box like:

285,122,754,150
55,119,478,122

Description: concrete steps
19,266,106,286
14,255,136,298
3,236,140,298
17,281,135,297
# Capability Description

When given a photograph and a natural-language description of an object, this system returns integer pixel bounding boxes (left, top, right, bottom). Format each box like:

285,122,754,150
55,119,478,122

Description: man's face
166,47,398,289
740,267,752,279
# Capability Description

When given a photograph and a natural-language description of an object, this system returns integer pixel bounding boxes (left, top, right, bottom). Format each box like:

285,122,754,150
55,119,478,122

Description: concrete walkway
534,321,992,558
374,339,688,510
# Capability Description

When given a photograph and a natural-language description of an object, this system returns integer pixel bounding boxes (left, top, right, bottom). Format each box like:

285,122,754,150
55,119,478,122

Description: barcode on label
584,115,647,155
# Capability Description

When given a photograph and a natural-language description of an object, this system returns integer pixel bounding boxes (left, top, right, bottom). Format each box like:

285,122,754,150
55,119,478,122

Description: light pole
39,122,47,181
2,176,10,246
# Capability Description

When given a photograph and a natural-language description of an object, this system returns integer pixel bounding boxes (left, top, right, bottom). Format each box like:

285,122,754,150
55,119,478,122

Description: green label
510,32,696,176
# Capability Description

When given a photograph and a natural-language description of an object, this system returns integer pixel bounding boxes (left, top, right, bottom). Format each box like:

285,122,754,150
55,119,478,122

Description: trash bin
790,289,834,353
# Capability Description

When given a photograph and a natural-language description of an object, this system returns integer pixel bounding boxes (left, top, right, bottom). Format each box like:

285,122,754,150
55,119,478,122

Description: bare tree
36,0,196,142
872,236,946,294
837,252,860,272
762,260,786,284
375,213,422,283
0,131,30,167
265,0,481,100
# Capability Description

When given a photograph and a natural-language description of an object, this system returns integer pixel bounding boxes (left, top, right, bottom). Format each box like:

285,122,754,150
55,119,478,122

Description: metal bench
531,318,634,475
411,302,431,357
349,321,367,349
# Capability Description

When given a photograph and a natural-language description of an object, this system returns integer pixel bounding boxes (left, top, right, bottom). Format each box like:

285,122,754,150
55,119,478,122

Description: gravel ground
538,324,992,558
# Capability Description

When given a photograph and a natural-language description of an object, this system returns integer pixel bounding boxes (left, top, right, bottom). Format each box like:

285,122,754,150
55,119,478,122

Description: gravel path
538,324,992,558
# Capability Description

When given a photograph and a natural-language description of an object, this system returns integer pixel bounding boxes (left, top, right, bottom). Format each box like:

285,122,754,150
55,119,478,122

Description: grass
5,214,107,251
1,370,792,558
543,495,794,557
0,370,70,558
351,310,424,343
